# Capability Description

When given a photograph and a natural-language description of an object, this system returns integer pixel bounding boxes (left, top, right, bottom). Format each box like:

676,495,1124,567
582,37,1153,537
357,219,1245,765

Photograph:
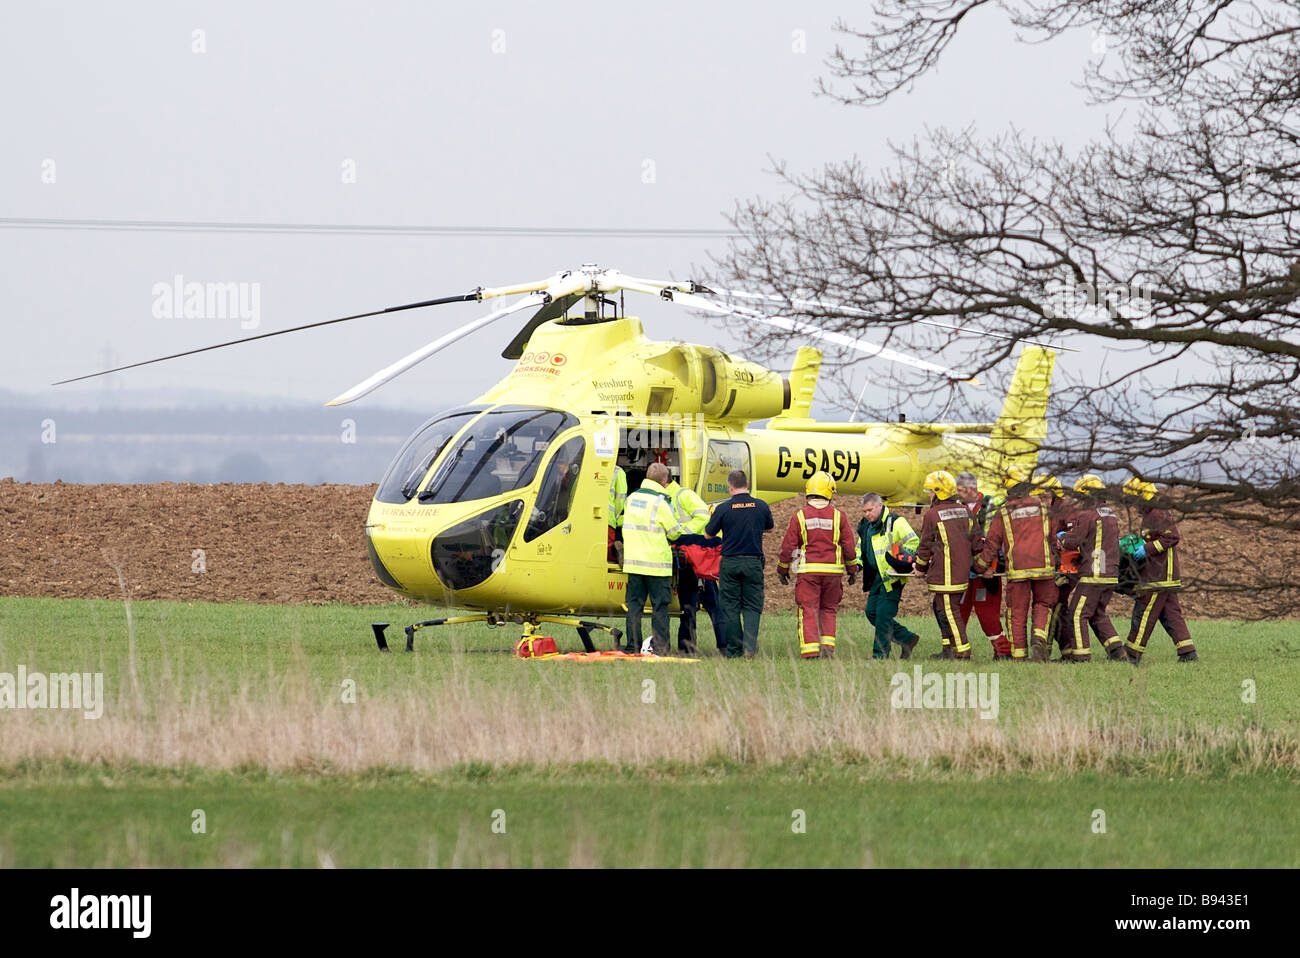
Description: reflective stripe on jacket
914,498,978,593
777,501,859,576
622,478,687,576
1137,507,1182,591
859,506,920,590
1061,504,1120,585
978,494,1054,579
664,480,710,535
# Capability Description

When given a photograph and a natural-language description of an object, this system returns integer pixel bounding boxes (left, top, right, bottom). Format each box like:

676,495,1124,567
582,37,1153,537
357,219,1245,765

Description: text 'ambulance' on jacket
704,493,774,557
777,501,859,576
914,498,980,592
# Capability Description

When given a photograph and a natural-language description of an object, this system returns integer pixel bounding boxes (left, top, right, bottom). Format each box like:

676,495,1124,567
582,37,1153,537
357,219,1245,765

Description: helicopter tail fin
986,346,1056,471
778,346,822,420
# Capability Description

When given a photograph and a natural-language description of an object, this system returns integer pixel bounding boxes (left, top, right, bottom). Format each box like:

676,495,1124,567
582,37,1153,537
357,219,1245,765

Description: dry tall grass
0,651,1293,777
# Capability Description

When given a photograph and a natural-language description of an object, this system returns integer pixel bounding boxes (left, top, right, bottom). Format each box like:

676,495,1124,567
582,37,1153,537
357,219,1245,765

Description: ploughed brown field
0,479,1286,620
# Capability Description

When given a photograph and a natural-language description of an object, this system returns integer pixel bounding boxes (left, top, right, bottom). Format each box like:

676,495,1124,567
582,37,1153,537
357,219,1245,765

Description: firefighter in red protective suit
1122,479,1198,663
974,465,1058,662
776,471,859,659
913,470,980,660
1058,475,1126,661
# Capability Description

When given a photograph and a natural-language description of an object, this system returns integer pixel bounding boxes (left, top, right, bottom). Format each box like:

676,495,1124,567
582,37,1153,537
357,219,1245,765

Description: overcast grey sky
1,1,1117,414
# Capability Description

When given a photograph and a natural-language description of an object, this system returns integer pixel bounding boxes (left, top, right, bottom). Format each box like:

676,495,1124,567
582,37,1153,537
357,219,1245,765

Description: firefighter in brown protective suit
776,471,859,659
1043,474,1079,660
956,471,1012,660
912,470,979,660
1122,479,1198,663
1058,475,1126,661
974,465,1058,662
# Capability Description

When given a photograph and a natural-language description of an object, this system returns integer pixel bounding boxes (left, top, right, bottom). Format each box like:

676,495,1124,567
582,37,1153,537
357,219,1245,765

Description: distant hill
0,391,437,484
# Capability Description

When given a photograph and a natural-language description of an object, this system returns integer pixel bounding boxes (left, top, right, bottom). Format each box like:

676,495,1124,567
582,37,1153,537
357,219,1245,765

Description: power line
0,216,1087,240
0,216,743,238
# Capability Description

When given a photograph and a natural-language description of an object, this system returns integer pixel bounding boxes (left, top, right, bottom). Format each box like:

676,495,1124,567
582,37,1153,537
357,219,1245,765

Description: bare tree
714,0,1300,613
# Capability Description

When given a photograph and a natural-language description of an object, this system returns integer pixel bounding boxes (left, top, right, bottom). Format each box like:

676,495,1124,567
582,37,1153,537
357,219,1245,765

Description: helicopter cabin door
510,431,599,569
699,438,752,505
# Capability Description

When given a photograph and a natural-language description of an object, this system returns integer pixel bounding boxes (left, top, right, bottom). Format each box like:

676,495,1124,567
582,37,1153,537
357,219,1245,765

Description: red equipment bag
680,542,721,581
515,635,559,658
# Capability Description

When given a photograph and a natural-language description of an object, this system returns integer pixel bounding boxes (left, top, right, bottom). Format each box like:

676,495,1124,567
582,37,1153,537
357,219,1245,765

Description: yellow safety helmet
1122,477,1157,501
805,471,836,500
1032,472,1064,498
1002,464,1032,489
924,470,957,500
1073,474,1105,494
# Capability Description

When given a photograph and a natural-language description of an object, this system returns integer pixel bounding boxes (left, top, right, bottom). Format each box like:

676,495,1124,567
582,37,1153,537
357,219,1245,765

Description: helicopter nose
364,529,405,591
429,499,527,591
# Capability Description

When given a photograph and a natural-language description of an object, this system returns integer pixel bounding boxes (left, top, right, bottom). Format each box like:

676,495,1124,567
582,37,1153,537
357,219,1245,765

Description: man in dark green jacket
857,492,922,659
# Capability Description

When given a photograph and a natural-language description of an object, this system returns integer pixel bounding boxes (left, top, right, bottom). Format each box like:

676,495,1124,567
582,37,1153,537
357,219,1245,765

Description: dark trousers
719,555,764,657
676,558,724,653
1049,575,1077,655
865,580,917,658
1127,590,1195,657
625,573,673,655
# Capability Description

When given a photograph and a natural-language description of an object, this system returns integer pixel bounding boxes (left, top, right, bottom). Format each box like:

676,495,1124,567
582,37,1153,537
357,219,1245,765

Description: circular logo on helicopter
514,350,566,378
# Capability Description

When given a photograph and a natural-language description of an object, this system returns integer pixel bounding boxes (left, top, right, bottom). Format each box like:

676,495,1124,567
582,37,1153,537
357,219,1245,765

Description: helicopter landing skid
370,614,622,653
526,616,624,654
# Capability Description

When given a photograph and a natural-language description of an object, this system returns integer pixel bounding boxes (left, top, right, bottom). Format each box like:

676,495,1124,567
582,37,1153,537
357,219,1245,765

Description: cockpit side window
418,408,578,504
523,435,585,542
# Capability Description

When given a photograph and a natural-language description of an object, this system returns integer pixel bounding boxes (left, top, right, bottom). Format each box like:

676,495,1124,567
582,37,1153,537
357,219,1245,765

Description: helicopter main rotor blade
660,288,970,381
761,315,979,382
326,272,591,406
51,290,487,386
704,287,1077,353
51,272,568,387
325,292,549,406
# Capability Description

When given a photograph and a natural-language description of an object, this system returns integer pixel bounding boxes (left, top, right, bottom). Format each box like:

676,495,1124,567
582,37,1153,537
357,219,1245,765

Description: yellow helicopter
59,264,1059,652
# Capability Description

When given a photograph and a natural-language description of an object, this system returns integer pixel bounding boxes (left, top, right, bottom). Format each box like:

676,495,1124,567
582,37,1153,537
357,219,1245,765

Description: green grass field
0,596,1296,867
